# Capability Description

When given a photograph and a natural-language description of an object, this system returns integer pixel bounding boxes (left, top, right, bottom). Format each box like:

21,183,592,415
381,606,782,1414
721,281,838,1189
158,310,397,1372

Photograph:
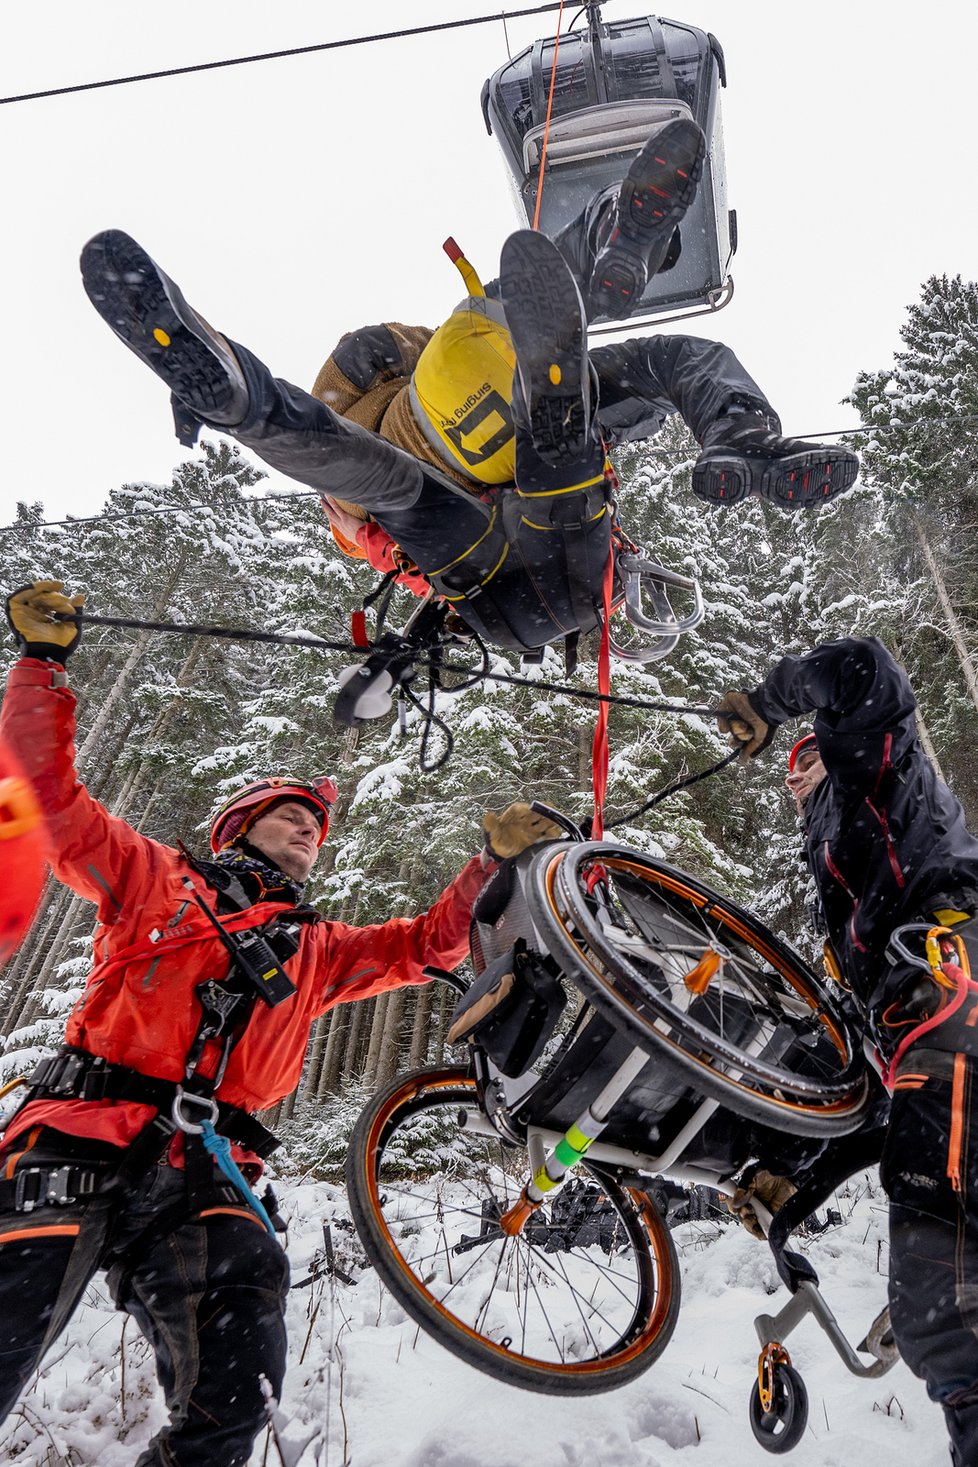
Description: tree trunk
577,722,591,791
913,513,978,714
0,874,63,1022
318,1007,351,1099
302,1014,332,1101
432,984,452,1066
362,993,391,1087
341,998,370,1082
408,984,435,1070
113,641,208,822
915,707,947,782
10,894,90,1032
375,989,407,1089
75,551,189,768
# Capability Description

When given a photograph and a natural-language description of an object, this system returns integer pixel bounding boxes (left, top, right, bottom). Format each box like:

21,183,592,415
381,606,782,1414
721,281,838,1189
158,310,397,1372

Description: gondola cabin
482,8,734,324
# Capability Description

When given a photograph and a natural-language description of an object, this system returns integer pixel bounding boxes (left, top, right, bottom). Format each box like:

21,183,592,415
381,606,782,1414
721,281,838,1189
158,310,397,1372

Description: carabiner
171,1087,220,1135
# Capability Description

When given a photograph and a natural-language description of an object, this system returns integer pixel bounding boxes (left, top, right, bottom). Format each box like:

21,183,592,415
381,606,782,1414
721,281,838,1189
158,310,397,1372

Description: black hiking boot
588,117,706,321
692,410,860,509
500,229,591,467
80,230,249,424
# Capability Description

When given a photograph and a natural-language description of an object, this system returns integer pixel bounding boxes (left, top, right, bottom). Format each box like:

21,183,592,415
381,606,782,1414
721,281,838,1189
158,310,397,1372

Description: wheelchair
345,809,892,1447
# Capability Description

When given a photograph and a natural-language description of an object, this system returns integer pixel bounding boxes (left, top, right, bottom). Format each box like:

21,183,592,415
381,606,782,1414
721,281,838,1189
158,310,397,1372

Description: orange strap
531,0,566,231
948,1053,968,1193
0,1223,80,1246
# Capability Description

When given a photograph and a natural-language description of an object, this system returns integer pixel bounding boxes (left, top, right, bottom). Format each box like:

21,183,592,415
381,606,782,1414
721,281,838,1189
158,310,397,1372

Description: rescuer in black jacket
718,636,978,1467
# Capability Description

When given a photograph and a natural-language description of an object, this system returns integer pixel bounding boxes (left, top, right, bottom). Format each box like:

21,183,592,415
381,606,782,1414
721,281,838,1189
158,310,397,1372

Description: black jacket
750,637,978,1025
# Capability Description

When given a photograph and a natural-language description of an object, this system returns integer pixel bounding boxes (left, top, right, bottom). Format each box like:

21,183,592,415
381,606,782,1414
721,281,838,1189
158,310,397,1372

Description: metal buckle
13,1168,43,1213
45,1166,78,1205
171,1088,220,1135
12,1165,99,1209
79,1056,110,1101
49,1052,85,1096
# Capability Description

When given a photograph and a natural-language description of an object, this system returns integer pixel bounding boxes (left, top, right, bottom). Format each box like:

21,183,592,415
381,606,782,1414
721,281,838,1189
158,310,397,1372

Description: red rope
882,939,978,1089
590,542,616,839
531,0,566,231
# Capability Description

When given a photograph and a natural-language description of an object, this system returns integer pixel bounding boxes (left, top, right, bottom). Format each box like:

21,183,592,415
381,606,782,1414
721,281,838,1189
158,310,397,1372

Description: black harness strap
26,1048,280,1157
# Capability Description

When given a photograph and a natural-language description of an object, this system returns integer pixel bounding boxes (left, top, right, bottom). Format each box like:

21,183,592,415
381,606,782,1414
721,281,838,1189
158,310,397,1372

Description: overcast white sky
1,0,975,525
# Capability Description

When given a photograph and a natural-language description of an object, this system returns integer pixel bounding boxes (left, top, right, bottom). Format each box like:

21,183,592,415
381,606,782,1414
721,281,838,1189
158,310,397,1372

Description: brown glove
5,580,85,664
716,689,774,763
483,802,564,861
726,1168,797,1240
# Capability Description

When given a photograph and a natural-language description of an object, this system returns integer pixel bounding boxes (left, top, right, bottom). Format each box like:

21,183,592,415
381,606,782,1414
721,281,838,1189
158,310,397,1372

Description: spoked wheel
749,1362,809,1452
524,842,869,1135
346,1066,680,1394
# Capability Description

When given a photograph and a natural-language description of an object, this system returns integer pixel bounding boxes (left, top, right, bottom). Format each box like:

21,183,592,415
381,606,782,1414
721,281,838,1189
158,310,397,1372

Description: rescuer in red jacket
0,580,555,1467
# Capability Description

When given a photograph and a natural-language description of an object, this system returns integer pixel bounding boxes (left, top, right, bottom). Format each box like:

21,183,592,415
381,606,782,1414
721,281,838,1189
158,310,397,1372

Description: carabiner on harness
171,1087,220,1135
170,1088,277,1237
886,923,968,991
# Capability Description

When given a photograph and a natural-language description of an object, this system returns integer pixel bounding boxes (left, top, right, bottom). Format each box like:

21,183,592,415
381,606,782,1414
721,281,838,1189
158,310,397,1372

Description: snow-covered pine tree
848,272,978,821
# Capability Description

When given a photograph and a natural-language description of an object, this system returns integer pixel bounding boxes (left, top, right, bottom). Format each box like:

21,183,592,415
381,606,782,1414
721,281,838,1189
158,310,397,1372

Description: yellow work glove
5,580,85,664
726,1168,797,1240
716,689,774,763
482,802,564,862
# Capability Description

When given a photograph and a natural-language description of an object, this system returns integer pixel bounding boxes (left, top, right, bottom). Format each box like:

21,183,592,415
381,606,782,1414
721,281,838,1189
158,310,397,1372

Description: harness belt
893,1046,975,1083
0,1163,103,1213
25,1046,280,1159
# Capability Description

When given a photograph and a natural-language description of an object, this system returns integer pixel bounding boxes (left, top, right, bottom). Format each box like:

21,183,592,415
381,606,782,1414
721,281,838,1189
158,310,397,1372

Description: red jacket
0,658,484,1156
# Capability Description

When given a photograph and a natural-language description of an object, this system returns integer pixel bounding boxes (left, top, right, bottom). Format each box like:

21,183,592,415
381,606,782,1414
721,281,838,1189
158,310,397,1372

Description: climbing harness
881,922,978,1087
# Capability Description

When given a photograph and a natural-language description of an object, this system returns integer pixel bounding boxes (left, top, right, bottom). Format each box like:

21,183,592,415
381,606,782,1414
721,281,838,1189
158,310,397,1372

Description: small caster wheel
749,1361,808,1453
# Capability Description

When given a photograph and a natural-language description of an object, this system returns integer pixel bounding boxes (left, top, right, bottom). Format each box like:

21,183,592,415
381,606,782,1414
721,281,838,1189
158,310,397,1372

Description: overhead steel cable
0,4,567,107
55,609,356,656
6,409,973,536
52,608,723,717
0,488,322,535
50,607,743,819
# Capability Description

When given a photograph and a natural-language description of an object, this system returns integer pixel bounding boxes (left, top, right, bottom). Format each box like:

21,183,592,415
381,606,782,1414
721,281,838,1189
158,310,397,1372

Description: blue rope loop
200,1119,277,1236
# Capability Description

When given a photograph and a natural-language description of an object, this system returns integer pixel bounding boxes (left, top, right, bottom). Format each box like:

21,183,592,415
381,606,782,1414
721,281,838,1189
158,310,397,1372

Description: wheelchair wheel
749,1362,809,1452
524,842,869,1135
346,1066,680,1394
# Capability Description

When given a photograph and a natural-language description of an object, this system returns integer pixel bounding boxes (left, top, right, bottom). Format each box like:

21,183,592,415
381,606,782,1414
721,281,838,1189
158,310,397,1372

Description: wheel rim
525,842,866,1128
358,1070,678,1381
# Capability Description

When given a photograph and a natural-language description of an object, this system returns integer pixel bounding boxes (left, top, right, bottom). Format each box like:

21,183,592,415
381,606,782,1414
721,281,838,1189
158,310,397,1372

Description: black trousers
881,1055,978,1466
207,332,770,651
0,1144,288,1467
217,341,613,650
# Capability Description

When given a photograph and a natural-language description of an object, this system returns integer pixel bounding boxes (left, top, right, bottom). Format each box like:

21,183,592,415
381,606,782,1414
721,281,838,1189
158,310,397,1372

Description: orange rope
531,0,566,230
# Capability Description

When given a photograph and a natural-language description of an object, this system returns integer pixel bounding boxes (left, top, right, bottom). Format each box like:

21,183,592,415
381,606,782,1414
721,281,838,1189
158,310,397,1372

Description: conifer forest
3,272,977,1161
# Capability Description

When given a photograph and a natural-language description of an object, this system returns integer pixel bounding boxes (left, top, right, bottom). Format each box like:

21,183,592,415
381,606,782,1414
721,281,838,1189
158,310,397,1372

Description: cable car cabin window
610,35,703,114
544,50,594,119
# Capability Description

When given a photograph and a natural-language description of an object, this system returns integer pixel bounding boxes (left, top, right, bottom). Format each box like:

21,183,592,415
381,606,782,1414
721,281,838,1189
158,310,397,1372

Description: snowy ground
0,1169,949,1467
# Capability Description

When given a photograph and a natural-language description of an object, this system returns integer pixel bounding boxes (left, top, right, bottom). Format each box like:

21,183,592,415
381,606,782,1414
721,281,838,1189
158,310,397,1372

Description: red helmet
788,734,818,772
210,775,338,854
0,740,47,964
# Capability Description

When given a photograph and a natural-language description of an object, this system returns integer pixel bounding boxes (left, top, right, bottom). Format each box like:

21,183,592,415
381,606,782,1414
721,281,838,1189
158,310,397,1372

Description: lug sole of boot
590,119,706,320
759,450,860,509
501,230,588,466
80,230,242,419
691,458,752,506
692,449,859,509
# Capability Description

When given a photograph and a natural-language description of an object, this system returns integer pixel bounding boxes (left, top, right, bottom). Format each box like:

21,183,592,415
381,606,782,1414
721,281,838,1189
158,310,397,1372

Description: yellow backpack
409,241,516,486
